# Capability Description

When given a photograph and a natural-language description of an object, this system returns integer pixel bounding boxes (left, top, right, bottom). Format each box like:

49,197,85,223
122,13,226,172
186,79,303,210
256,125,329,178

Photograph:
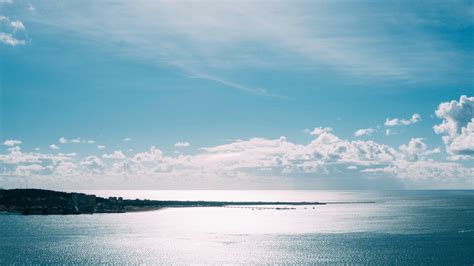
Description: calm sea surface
1,190,473,264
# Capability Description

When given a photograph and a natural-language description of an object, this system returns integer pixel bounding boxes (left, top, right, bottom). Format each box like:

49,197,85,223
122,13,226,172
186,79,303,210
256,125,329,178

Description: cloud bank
1,129,472,189
1,96,472,189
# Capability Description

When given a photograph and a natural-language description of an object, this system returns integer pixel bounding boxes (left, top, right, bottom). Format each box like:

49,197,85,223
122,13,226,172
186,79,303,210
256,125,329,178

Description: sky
0,0,473,190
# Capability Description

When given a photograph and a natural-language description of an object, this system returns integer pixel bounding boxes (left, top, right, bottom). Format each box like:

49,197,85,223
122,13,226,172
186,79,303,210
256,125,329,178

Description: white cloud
308,127,332,136
132,146,163,163
97,145,106,149
0,16,25,31
54,161,77,176
102,150,126,160
199,133,399,175
361,160,473,182
3,139,22,146
59,137,68,144
398,138,440,162
49,144,60,150
192,133,467,183
193,73,286,98
385,113,421,127
0,16,26,46
434,96,473,137
10,20,24,30
434,95,474,159
448,120,474,159
58,152,77,157
385,129,401,136
80,156,103,172
68,137,95,144
14,164,45,176
0,33,25,46
0,149,69,165
6,146,20,152
174,142,190,147
1,127,471,188
123,137,132,142
354,128,374,137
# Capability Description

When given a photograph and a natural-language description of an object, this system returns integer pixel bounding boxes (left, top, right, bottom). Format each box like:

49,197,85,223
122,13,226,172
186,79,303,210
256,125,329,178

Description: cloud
123,137,132,142
14,164,45,176
360,160,473,182
174,142,190,148
132,146,163,163
0,149,69,165
7,146,21,152
193,73,286,98
1,129,472,188
398,138,440,162
49,144,60,150
97,145,106,149
384,113,421,127
102,150,126,160
79,156,103,173
54,161,77,176
58,152,77,157
0,32,24,45
308,127,333,136
447,120,474,159
67,137,95,144
1,97,473,187
3,139,22,146
0,16,25,31
10,20,24,30
0,15,26,46
354,128,374,137
433,95,474,159
434,96,473,136
197,132,422,177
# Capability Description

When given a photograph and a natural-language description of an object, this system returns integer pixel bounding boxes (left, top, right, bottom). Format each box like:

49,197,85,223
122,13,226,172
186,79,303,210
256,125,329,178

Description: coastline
0,188,335,215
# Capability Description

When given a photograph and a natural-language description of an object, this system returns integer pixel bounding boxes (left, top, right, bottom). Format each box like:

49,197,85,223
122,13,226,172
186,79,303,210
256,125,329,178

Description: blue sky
0,0,473,189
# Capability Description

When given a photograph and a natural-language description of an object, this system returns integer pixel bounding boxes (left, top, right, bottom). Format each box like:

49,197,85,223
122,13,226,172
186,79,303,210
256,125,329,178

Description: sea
1,190,473,264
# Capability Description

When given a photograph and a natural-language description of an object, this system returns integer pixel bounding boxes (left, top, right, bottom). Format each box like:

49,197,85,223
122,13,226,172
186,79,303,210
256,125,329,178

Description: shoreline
0,188,374,215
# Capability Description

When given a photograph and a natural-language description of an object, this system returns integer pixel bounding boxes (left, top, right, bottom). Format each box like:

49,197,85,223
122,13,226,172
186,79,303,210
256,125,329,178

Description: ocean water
1,190,473,264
